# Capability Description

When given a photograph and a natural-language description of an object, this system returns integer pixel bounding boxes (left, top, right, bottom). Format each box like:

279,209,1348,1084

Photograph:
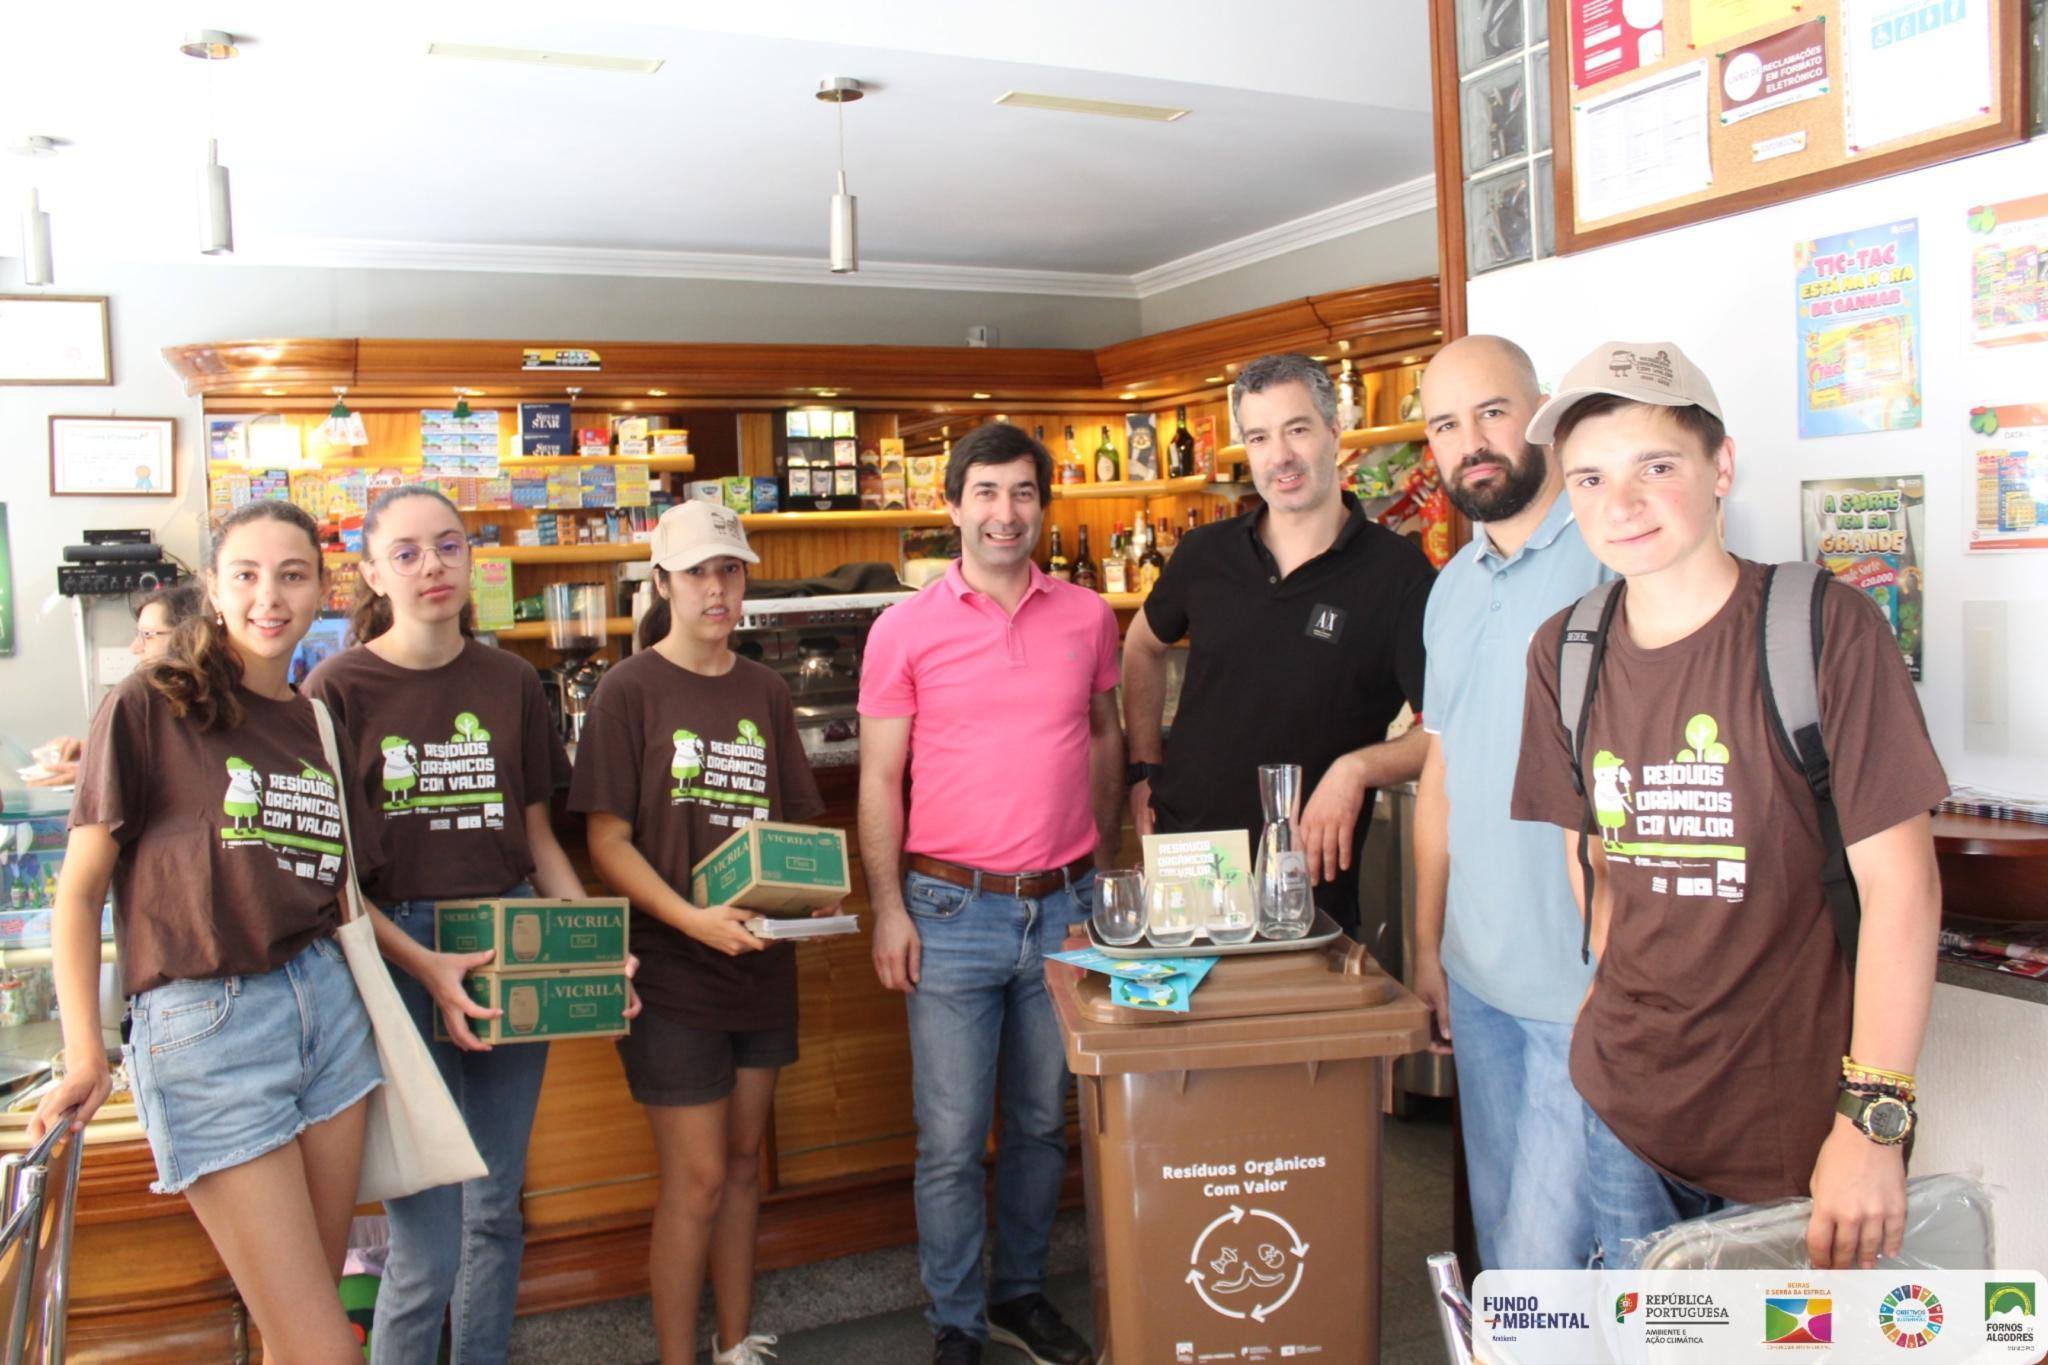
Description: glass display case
0,752,122,1146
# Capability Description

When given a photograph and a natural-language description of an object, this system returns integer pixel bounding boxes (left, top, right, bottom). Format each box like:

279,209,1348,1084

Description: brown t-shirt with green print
72,673,350,997
304,639,568,903
1512,559,1948,1203
568,650,822,1030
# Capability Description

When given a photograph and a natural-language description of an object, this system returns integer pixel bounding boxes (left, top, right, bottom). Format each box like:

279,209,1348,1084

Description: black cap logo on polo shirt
1305,603,1347,643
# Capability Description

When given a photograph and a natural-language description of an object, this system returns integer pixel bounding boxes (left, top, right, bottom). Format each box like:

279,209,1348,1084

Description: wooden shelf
493,617,636,642
1052,475,1220,501
475,543,650,564
211,454,694,472
741,510,951,530
1218,420,1426,463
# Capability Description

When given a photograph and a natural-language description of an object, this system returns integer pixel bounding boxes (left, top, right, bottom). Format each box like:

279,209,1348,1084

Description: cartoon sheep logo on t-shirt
671,729,705,797
380,735,419,807
1591,749,1634,849
222,756,262,832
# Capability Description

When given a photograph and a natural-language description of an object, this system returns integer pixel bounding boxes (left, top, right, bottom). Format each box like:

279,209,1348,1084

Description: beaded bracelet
1843,1056,1917,1089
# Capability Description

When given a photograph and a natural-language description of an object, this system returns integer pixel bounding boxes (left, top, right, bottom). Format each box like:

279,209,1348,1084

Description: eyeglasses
379,535,470,576
133,627,174,644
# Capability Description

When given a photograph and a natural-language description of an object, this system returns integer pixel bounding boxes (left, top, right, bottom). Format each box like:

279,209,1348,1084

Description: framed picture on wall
0,295,112,385
49,416,176,497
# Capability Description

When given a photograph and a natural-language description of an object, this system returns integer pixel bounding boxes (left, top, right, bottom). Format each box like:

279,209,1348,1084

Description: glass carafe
1254,763,1312,939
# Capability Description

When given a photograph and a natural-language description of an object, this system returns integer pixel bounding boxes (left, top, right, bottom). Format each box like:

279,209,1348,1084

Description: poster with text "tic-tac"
1795,219,1922,438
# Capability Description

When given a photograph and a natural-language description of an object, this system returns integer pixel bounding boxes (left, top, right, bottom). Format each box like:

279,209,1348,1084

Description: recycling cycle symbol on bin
1185,1203,1308,1322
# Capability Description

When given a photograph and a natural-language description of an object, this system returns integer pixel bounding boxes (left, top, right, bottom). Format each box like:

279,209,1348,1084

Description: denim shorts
124,935,384,1195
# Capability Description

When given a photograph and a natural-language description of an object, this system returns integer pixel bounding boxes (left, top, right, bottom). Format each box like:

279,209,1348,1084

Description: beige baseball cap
649,500,759,571
1525,341,1724,446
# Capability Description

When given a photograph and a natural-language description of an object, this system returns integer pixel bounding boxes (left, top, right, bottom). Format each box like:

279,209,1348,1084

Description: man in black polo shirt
1123,352,1432,932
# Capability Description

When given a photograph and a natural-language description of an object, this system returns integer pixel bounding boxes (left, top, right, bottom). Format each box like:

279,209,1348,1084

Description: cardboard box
691,822,851,914
435,897,629,969
436,967,630,1045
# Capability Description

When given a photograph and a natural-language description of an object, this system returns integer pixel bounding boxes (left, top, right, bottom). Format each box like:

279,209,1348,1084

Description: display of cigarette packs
691,822,851,915
577,428,612,456
651,429,691,456
437,968,630,1045
435,897,630,969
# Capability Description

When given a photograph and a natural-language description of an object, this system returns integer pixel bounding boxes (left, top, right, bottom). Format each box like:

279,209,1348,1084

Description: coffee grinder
544,582,610,744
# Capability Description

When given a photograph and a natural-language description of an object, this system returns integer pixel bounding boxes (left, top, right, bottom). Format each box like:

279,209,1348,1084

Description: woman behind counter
32,500,493,1365
303,485,604,1365
28,581,205,787
570,500,832,1365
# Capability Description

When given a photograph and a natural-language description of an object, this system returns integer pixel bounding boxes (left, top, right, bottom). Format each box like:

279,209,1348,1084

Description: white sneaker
711,1333,779,1365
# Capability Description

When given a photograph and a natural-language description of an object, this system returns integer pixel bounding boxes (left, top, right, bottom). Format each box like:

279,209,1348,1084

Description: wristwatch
1125,761,1164,788
1836,1087,1915,1146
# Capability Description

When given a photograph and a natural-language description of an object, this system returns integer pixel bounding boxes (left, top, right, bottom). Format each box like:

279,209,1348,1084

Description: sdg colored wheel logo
1878,1284,1943,1349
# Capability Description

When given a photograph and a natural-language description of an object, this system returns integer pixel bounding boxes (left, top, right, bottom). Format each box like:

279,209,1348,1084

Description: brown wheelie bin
1050,939,1429,1363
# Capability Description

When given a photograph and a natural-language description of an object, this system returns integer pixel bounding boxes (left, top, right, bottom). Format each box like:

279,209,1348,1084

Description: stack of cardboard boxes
434,897,632,1044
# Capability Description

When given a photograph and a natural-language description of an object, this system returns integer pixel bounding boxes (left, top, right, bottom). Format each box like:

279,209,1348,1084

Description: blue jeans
1584,1104,1731,1269
903,867,1092,1340
1446,975,1595,1270
371,891,550,1365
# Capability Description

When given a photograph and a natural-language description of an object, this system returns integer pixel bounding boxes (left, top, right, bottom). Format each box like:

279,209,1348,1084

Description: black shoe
934,1327,984,1364
986,1294,1094,1365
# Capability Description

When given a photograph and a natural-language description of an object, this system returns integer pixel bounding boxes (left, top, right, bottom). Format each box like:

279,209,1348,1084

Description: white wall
0,259,1143,748
1137,211,1440,335
1468,139,2048,794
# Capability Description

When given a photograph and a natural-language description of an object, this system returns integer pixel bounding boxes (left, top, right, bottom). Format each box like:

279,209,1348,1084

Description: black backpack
1554,562,1861,967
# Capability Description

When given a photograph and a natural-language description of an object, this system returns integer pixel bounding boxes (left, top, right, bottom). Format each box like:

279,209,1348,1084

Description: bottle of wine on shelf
1072,524,1100,591
1156,513,1176,563
1169,406,1196,480
1058,425,1086,484
1185,505,1201,539
1095,425,1120,483
1047,524,1071,582
1137,518,1166,592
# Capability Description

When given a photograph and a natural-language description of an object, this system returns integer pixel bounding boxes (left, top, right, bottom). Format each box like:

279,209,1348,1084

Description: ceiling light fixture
1204,375,1225,384
424,42,663,75
971,392,992,400
12,137,61,287
995,91,1189,123
817,77,865,273
185,30,238,256
647,389,668,397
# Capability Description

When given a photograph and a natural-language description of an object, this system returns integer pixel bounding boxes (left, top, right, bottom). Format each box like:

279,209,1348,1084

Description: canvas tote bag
310,697,487,1203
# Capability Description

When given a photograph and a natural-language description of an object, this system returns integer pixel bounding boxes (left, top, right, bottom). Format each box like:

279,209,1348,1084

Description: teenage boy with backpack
1510,340,1949,1271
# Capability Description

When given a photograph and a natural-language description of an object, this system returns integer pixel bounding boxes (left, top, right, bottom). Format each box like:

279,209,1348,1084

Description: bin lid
1050,938,1431,1076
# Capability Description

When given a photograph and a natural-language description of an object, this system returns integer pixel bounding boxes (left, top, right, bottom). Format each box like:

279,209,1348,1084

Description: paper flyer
1794,219,1922,437
1573,60,1713,224
1571,0,1665,89
1718,18,1829,125
1964,403,2048,551
1968,194,2048,347
1689,0,1799,47
1842,0,1995,154
1800,475,1925,678
1141,830,1254,891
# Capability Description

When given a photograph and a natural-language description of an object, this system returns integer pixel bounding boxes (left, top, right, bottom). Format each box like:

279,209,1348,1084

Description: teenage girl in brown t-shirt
571,501,830,1365
32,501,494,1363
305,486,627,1365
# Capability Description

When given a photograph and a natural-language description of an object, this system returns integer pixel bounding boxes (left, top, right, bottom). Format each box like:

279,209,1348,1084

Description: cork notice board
1552,0,2026,253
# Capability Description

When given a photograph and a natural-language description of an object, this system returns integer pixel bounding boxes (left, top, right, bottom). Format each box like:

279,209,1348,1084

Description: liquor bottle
1095,425,1120,482
1156,513,1177,562
1169,406,1196,479
1138,518,1166,592
1103,530,1128,593
1185,506,1201,539
1047,524,1071,582
1398,370,1425,423
1336,359,1362,431
1058,425,1086,484
1072,524,1100,591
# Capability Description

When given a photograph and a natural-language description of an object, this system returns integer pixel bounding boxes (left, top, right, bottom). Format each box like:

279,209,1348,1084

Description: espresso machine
735,586,913,766
544,582,610,744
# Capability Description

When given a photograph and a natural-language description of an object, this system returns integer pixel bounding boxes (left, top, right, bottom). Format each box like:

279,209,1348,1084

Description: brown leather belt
906,853,1093,899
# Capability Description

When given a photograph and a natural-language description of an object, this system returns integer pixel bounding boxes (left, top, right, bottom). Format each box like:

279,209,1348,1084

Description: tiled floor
508,1099,1457,1364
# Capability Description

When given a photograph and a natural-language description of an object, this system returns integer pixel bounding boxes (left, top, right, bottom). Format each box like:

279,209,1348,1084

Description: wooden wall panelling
1427,0,1470,343
738,413,776,479
520,1039,661,1229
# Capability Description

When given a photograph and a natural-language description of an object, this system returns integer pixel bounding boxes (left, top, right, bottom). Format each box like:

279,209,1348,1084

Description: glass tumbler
1145,876,1204,949
1091,870,1146,947
1205,878,1258,946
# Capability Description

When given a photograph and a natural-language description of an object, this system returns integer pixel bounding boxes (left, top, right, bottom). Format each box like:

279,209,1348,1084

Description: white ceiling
6,1,1435,295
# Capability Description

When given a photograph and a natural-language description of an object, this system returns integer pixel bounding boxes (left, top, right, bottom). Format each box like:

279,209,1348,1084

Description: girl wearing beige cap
570,500,836,1365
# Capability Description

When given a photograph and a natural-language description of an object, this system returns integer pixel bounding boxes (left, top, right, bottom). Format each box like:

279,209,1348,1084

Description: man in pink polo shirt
860,422,1122,1365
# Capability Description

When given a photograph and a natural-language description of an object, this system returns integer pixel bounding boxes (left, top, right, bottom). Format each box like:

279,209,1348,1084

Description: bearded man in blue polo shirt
1411,334,1608,1269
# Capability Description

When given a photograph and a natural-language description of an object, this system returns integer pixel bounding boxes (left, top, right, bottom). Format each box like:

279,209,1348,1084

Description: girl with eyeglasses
32,500,482,1363
304,485,631,1363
